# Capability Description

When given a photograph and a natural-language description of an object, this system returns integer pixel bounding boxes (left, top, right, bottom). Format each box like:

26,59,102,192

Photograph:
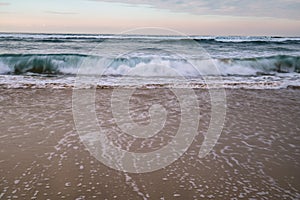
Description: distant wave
156,38,300,45
0,33,300,44
0,54,299,76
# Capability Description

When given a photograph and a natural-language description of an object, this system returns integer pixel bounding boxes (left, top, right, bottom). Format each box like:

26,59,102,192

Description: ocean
0,33,299,89
1,33,300,199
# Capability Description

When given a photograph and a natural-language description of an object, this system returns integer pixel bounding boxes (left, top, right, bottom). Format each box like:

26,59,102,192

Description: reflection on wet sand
0,88,299,199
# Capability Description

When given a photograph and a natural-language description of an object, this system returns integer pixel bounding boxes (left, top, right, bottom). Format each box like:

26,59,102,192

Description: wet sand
0,88,299,199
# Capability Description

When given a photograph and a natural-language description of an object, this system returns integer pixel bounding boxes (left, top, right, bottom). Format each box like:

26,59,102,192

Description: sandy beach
0,88,299,199
1,0,300,199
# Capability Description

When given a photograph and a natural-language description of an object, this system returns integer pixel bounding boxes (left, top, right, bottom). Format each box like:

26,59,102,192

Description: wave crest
0,54,299,76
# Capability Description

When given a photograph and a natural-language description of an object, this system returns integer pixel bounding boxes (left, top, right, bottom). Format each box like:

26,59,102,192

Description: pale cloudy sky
0,0,300,35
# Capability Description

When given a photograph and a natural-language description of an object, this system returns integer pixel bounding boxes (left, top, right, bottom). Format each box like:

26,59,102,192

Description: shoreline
0,88,299,199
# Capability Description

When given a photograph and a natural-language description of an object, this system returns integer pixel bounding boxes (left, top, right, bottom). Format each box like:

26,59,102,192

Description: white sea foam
0,74,299,89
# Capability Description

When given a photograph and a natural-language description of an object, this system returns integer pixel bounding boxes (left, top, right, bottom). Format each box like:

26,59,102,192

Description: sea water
0,33,299,89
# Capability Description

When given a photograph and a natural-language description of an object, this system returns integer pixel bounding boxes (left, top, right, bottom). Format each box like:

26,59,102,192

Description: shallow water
0,88,299,199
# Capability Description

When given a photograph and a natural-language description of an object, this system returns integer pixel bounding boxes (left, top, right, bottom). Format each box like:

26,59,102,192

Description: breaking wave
0,54,299,77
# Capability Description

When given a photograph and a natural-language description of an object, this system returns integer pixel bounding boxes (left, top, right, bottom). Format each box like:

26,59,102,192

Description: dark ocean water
0,33,299,89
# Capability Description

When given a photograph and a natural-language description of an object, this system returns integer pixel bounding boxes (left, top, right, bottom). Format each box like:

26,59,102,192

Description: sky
0,0,300,36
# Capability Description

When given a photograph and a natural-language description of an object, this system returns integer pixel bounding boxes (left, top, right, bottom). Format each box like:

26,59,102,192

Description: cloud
90,0,300,19
0,2,10,6
45,10,78,15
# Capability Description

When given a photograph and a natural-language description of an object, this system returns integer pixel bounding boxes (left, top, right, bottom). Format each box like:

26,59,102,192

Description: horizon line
0,31,298,38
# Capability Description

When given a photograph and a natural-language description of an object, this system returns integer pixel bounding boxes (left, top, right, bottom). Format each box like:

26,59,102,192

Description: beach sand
0,88,299,199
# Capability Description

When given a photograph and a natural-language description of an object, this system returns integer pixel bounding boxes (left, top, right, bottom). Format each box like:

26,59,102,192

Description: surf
0,53,299,76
